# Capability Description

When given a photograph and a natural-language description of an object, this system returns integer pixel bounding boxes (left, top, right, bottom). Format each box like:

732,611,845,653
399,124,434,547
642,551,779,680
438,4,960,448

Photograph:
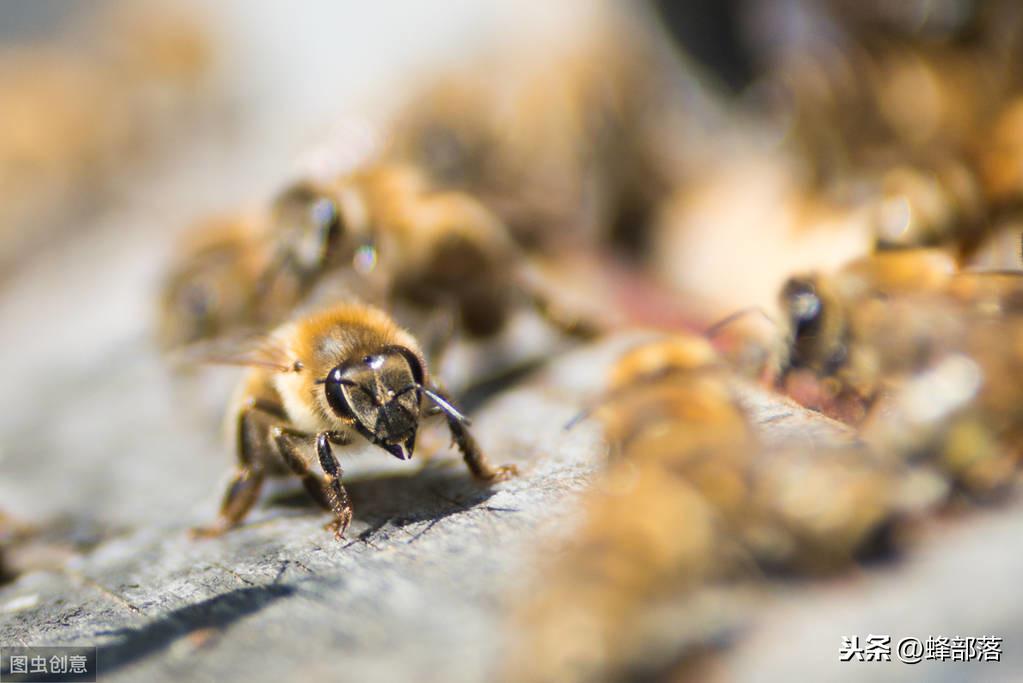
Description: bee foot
325,514,352,541
188,522,230,540
483,463,519,483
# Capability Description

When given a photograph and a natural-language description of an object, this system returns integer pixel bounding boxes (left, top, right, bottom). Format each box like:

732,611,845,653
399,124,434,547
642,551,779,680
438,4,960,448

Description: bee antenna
564,386,629,431
704,306,777,339
418,385,471,426
563,405,596,431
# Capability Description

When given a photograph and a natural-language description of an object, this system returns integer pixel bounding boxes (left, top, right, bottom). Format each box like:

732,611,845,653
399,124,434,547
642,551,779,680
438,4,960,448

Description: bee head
781,278,823,340
271,182,345,276
321,346,424,461
780,276,846,375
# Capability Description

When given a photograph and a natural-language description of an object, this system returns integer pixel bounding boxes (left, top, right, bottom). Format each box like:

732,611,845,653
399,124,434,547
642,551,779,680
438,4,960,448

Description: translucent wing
166,330,294,373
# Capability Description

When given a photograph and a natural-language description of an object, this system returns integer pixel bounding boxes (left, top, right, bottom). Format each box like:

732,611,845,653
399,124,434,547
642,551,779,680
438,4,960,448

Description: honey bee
859,350,1017,499
778,251,1023,496
258,163,524,341
192,302,517,539
506,335,898,681
752,0,1023,257
871,157,988,254
157,212,271,349
253,175,376,317
777,250,1023,410
944,270,1023,315
507,335,753,681
862,285,1023,498
384,3,688,255
776,249,961,416
589,336,897,571
161,161,599,362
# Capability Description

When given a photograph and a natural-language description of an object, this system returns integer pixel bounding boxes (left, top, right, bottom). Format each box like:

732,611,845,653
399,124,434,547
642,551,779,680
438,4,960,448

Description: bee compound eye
791,290,822,324
324,371,355,420
783,280,822,326
311,197,340,234
382,346,425,387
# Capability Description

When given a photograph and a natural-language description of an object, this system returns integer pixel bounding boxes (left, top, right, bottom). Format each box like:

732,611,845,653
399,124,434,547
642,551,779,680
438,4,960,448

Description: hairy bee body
195,302,515,540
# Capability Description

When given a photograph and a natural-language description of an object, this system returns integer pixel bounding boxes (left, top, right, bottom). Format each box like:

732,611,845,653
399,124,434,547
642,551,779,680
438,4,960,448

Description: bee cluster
148,1,1023,680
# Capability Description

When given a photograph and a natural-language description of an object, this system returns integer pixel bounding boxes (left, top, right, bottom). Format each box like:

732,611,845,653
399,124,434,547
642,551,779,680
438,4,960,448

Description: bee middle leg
191,403,281,538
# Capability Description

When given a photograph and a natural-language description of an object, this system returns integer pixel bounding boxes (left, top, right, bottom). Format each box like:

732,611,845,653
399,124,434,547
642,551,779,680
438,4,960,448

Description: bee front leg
273,428,331,510
316,433,354,540
439,406,518,482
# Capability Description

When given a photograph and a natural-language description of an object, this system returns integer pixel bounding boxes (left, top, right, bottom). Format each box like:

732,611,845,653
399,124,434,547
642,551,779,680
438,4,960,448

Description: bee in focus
506,335,897,682
192,302,517,540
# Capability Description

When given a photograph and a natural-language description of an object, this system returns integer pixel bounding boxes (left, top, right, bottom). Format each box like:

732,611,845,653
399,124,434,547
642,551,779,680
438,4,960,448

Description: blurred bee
507,335,753,681
777,250,1023,408
779,251,1023,496
161,162,600,361
259,163,522,342
192,302,517,540
384,2,690,257
777,249,962,418
871,157,988,255
506,335,898,681
751,0,1023,257
945,270,1023,315
981,97,1023,206
859,349,1018,499
157,212,271,349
